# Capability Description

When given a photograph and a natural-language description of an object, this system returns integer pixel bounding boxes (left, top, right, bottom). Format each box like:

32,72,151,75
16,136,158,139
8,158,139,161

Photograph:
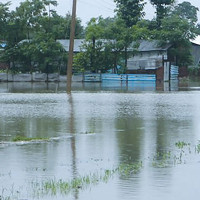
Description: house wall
190,43,200,67
0,62,9,70
156,67,164,82
0,73,82,82
127,50,167,70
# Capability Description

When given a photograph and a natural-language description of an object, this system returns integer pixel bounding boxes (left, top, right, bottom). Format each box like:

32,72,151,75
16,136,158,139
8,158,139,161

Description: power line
97,0,115,8
78,0,115,12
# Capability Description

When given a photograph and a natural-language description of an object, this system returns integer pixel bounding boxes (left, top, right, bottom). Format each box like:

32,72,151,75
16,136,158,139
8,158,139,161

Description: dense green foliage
150,0,175,27
0,0,199,75
73,17,149,73
158,15,194,67
157,2,199,67
0,0,83,74
114,0,145,27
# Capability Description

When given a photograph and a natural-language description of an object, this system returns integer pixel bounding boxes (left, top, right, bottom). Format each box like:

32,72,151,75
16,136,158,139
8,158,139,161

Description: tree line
0,0,199,75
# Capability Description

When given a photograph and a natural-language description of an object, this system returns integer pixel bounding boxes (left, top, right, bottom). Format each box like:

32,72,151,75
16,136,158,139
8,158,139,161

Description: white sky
51,0,200,25
1,0,200,26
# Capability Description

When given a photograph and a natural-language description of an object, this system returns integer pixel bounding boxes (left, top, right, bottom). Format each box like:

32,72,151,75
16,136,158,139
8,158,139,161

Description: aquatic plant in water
2,140,200,199
195,143,200,153
30,162,143,197
12,135,49,142
117,162,143,176
152,151,171,168
174,141,192,164
175,141,190,149
31,170,113,197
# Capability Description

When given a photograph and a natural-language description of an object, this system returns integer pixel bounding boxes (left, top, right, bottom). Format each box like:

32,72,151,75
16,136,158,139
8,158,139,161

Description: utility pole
67,0,77,93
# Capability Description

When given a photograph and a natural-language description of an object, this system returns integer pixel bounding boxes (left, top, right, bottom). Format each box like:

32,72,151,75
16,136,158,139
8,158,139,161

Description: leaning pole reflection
68,93,79,200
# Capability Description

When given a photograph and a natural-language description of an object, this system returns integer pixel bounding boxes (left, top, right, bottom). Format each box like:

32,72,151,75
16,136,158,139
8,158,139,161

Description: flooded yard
0,80,200,200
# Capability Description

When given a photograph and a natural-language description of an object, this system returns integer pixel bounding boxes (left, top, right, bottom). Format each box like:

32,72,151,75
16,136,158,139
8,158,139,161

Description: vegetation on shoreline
0,0,199,75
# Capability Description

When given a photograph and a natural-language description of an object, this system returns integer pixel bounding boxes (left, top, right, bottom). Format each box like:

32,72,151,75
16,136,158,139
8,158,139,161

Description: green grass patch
12,135,49,142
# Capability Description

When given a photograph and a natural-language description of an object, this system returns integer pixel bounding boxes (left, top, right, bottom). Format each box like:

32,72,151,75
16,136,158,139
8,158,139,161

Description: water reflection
0,84,200,199
0,81,156,93
68,93,79,200
0,78,200,93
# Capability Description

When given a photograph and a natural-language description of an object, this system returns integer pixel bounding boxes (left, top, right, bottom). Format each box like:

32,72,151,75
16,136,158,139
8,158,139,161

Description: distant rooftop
135,40,172,52
57,39,85,52
57,39,172,53
191,35,200,45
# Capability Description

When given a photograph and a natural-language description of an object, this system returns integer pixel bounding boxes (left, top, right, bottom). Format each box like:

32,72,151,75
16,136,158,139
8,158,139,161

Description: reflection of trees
154,118,169,153
0,117,61,138
153,118,193,154
115,117,144,163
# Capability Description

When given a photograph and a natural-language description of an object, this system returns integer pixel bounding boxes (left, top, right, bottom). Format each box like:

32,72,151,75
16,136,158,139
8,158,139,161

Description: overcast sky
2,0,200,25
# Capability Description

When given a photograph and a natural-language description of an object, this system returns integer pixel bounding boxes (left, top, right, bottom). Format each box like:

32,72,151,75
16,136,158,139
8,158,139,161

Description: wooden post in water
67,0,77,93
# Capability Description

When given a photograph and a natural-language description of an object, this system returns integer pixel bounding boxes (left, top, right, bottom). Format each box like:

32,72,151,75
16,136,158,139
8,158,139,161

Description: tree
103,18,132,72
73,40,113,73
0,2,11,40
39,12,83,39
84,17,105,71
104,17,149,72
1,0,84,75
150,0,175,28
29,32,63,76
157,15,197,67
114,0,145,27
74,16,150,74
1,0,58,74
152,1,200,67
0,44,20,73
14,0,57,39
73,17,116,73
170,1,199,25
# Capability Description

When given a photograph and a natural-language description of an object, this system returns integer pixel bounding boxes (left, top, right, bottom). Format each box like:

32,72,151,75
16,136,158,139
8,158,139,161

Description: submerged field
0,81,200,200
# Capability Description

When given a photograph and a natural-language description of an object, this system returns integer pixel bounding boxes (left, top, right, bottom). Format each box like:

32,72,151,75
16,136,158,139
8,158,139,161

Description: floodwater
0,80,200,200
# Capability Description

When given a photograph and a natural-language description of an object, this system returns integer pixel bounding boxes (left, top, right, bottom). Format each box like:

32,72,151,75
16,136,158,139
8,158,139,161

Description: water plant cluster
1,140,200,199
0,162,143,200
175,141,190,149
152,151,172,168
152,141,200,167
30,162,143,198
12,135,50,142
31,172,111,197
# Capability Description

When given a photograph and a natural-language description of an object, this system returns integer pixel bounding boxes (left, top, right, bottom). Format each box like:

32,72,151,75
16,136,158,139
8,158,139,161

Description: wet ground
0,79,200,200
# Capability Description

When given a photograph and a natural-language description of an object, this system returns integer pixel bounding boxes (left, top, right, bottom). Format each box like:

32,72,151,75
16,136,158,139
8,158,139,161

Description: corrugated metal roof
191,35,200,45
137,40,171,51
57,39,85,52
57,39,172,52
